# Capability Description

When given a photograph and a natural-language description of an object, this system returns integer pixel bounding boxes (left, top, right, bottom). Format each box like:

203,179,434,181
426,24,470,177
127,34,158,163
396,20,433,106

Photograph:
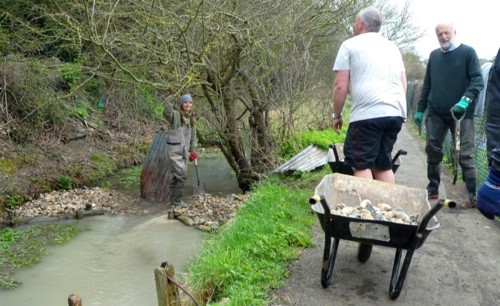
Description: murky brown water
1,214,204,306
184,154,242,196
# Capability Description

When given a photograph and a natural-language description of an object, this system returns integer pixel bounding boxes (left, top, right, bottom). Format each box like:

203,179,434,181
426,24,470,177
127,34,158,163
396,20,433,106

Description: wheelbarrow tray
311,173,439,249
310,173,448,299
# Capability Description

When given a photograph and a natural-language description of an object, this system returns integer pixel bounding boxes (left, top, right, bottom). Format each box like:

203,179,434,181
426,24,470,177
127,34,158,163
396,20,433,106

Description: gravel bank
6,187,248,231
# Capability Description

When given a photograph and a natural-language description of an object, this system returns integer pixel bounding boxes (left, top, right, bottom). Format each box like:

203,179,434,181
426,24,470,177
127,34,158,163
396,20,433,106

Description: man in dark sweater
414,22,484,207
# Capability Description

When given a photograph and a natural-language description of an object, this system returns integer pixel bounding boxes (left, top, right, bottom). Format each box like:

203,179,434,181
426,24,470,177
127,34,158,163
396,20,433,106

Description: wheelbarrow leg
389,246,417,300
318,196,340,288
321,237,340,288
388,199,456,299
389,248,403,294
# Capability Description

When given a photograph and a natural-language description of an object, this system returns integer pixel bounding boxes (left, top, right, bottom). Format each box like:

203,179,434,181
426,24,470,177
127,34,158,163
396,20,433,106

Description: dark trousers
425,114,477,199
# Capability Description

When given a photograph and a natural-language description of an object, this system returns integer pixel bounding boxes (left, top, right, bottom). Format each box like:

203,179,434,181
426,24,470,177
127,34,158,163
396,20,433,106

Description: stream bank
1,151,247,303
5,150,245,231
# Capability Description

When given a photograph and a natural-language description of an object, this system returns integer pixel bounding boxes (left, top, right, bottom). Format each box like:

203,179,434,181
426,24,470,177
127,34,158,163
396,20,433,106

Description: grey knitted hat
179,94,193,106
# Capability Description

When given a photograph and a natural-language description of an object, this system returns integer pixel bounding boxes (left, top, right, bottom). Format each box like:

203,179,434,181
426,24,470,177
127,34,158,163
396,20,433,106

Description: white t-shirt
475,62,492,116
333,32,407,122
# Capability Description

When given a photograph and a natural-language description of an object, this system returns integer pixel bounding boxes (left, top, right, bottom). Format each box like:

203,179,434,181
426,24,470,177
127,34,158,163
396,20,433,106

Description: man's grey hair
359,7,382,32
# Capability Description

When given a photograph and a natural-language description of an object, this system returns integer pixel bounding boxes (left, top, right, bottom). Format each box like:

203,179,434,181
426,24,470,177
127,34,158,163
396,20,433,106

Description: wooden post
155,262,181,306
68,294,82,306
141,131,174,202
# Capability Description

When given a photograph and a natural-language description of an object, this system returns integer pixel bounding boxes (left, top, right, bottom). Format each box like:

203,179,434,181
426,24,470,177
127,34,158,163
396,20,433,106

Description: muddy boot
169,187,184,205
464,177,477,208
167,185,178,205
426,162,441,199
467,194,477,208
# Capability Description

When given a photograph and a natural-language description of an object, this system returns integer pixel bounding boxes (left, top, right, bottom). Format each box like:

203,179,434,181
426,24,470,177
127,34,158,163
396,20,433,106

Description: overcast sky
390,0,499,60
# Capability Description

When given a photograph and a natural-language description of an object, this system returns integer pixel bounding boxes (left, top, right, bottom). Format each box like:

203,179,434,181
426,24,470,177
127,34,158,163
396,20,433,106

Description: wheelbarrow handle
309,195,321,205
417,199,456,234
392,149,408,164
329,144,340,163
310,195,331,216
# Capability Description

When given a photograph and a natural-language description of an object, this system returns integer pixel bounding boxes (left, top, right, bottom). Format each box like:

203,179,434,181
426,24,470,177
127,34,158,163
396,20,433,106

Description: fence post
68,294,82,306
155,261,181,306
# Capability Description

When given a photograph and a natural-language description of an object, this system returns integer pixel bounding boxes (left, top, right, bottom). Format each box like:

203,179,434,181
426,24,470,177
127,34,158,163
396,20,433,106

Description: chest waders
166,126,192,202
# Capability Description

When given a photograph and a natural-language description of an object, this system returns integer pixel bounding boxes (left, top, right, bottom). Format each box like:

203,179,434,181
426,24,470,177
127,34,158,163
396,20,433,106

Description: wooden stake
155,262,180,306
68,294,82,306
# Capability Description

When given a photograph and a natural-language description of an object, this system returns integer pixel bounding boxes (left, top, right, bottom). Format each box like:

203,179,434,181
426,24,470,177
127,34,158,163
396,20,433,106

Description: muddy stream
1,155,241,306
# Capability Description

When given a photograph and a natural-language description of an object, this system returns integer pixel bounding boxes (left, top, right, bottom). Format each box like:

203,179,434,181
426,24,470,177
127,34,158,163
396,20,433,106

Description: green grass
280,123,348,160
89,153,116,181
0,224,82,289
279,101,351,159
186,171,326,305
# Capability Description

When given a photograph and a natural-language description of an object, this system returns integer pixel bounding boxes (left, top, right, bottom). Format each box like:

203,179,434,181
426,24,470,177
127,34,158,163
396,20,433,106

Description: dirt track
269,123,500,306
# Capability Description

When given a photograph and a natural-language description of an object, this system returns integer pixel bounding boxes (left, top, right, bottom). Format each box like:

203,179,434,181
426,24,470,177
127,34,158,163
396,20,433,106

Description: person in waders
163,93,198,204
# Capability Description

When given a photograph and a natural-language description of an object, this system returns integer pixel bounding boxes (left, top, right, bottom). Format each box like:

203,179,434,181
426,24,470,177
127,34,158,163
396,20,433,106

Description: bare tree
377,0,425,52
1,0,424,190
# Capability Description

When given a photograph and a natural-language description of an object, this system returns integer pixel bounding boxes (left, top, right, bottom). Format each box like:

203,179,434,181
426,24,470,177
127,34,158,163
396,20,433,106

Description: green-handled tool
450,108,465,185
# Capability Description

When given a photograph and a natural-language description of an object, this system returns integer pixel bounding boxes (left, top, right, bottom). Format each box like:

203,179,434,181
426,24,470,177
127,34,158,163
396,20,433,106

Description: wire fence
406,80,489,186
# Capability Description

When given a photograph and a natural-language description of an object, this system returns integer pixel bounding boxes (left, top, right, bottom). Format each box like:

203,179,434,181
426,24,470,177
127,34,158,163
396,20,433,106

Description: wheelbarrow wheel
357,243,373,263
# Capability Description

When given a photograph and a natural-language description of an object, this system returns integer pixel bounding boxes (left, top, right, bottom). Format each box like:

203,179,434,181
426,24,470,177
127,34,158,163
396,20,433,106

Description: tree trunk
222,91,258,192
242,70,273,174
140,131,173,202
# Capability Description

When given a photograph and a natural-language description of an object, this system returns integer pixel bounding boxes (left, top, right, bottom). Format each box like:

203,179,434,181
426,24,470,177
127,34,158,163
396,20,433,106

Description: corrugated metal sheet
274,145,329,173
274,144,406,174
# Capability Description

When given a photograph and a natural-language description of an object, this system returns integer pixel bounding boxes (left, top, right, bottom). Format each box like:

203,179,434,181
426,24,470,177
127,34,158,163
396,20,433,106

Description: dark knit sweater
417,44,484,120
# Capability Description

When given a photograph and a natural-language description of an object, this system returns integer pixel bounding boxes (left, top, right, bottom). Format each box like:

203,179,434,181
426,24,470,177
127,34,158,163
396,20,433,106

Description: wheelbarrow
309,173,456,299
327,143,408,264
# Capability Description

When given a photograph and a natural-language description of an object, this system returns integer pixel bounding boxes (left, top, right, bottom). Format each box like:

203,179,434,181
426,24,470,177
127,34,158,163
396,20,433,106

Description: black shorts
344,116,403,170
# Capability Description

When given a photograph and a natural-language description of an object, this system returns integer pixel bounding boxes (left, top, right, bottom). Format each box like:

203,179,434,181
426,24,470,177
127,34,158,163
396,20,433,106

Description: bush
57,176,72,190
60,62,82,87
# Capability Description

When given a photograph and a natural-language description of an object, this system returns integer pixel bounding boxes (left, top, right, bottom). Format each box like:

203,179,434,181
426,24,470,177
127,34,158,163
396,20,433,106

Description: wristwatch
331,113,342,120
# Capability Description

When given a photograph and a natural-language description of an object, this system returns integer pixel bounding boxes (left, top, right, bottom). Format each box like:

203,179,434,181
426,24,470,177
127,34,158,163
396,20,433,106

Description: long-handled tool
450,108,465,185
193,158,207,195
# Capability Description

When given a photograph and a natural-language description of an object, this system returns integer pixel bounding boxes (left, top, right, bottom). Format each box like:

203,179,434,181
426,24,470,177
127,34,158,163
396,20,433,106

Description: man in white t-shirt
331,6,407,183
